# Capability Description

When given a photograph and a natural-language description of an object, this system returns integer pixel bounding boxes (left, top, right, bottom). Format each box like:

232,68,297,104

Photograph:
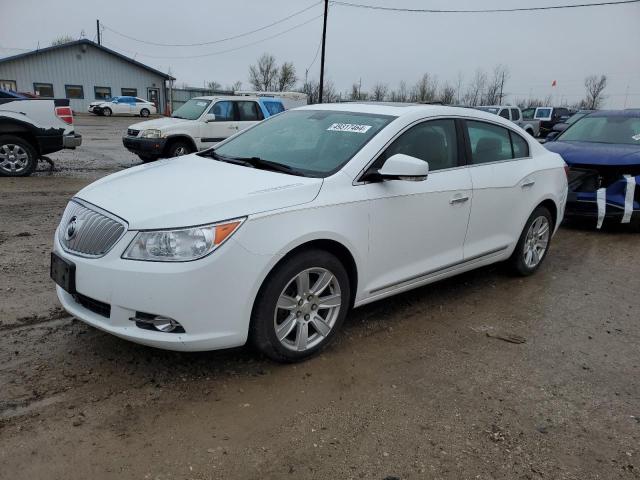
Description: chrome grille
58,200,127,258
127,128,140,137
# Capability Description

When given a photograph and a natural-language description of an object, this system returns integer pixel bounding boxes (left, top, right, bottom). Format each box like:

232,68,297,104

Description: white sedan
51,103,567,362
88,96,156,117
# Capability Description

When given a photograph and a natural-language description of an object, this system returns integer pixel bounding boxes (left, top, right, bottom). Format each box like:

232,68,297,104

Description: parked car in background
122,95,285,162
534,106,573,137
544,110,594,141
476,105,540,137
545,110,640,230
0,96,81,176
52,104,567,361
89,96,156,117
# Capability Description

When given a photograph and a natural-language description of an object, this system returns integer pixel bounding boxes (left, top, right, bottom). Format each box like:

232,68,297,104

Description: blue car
545,110,640,229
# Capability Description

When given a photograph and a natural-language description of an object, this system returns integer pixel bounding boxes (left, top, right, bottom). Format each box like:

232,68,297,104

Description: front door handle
450,195,470,205
521,180,535,188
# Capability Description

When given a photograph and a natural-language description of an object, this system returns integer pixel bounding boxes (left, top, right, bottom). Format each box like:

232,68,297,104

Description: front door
200,100,238,149
364,118,472,295
147,88,160,113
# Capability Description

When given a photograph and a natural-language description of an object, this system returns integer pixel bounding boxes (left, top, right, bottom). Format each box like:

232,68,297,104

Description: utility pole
498,71,505,104
96,19,101,45
318,0,329,103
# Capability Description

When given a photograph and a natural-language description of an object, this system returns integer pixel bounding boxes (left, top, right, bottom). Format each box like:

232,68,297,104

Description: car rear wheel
0,135,38,177
102,107,112,117
509,206,553,276
167,141,192,157
140,108,150,117
250,249,351,362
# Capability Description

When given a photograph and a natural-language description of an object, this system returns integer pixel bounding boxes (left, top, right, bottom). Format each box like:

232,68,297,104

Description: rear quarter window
263,101,285,116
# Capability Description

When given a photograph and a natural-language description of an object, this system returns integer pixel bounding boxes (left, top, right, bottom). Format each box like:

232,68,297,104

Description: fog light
129,312,185,333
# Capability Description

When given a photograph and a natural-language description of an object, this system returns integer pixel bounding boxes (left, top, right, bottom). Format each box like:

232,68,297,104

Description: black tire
102,107,112,117
166,141,192,157
140,108,150,117
138,154,157,163
250,249,351,362
509,205,553,276
0,135,38,177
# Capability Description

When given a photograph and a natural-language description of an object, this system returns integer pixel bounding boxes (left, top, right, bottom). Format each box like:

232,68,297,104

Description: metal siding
0,43,167,113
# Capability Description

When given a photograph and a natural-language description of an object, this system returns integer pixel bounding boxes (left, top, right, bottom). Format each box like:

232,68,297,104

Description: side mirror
204,113,216,122
374,154,429,181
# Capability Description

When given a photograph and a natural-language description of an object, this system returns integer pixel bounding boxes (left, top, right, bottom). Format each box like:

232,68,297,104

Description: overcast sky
1,0,639,107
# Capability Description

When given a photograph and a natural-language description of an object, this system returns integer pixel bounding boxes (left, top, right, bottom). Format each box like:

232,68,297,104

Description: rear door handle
449,195,470,205
521,180,535,188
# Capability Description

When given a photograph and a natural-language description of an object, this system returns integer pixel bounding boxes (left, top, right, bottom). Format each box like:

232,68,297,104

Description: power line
331,0,640,13
103,14,323,59
102,1,321,47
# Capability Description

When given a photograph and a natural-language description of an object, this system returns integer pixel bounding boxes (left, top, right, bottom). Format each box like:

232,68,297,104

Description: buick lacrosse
51,104,567,362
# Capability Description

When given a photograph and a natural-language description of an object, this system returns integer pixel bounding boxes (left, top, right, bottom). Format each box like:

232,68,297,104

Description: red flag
551,80,557,87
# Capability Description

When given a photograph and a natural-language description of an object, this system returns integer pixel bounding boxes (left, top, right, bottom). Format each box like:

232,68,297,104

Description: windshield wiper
206,151,304,176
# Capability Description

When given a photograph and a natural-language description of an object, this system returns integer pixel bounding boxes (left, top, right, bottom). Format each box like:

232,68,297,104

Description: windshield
477,107,499,114
172,98,212,120
558,115,640,145
212,110,395,177
535,108,552,119
566,112,588,125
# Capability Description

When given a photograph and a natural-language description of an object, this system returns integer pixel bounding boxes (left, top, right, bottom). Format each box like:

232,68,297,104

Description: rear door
364,118,472,295
200,100,236,148
463,119,538,259
235,100,264,133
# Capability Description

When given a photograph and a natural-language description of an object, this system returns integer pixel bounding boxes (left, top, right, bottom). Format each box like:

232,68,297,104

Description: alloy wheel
523,216,550,268
0,144,29,174
273,267,342,352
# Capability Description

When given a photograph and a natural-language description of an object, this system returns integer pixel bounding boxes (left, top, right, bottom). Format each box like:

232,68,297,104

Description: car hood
545,141,640,167
128,117,194,131
75,155,323,230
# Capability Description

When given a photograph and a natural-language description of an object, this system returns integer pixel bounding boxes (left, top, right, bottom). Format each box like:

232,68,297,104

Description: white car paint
52,103,567,353
89,97,156,116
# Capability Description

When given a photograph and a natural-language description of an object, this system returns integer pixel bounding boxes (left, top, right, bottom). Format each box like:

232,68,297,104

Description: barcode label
327,123,372,133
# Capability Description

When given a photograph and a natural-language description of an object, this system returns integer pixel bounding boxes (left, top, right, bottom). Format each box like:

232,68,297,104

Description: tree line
206,53,609,110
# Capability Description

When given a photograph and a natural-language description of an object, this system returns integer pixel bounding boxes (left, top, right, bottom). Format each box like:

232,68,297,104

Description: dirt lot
0,115,639,480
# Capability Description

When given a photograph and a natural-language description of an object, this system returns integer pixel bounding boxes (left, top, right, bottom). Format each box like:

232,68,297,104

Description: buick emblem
65,216,79,241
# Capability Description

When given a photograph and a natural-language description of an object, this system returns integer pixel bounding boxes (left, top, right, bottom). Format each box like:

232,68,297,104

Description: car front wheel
509,205,553,276
140,108,150,117
250,249,351,362
167,141,192,157
102,107,112,117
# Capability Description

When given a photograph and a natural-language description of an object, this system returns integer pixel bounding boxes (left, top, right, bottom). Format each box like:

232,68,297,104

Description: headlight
122,218,245,262
141,129,162,139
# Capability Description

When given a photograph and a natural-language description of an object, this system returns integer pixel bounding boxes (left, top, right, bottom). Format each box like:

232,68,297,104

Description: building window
65,85,84,99
1,80,17,91
34,83,54,98
121,88,137,96
94,86,111,100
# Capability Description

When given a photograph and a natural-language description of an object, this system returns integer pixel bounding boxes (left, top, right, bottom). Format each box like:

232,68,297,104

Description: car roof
192,95,262,101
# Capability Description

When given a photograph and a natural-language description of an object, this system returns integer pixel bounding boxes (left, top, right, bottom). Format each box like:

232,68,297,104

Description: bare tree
229,80,242,92
302,79,320,104
462,69,487,107
581,74,607,109
484,65,510,105
50,35,75,46
438,83,456,105
207,81,222,91
411,73,438,103
515,95,553,109
323,80,339,103
277,62,297,91
371,83,388,101
349,82,367,101
248,53,278,91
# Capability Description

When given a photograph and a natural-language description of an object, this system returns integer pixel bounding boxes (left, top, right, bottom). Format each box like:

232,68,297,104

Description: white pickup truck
122,95,286,162
476,105,540,137
0,91,81,176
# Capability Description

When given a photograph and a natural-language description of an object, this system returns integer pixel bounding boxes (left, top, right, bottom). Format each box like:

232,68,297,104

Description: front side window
172,98,211,120
510,108,521,121
558,115,640,145
65,85,84,99
499,109,510,119
213,110,394,177
94,86,111,100
210,101,234,121
34,83,54,98
467,120,513,164
236,101,263,121
376,119,458,172
522,108,535,120
121,88,137,97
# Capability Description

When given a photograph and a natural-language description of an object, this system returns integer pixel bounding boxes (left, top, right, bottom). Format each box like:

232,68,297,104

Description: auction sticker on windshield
327,123,372,133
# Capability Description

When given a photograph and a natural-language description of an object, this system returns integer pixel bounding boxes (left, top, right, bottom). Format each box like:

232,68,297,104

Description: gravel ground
0,115,638,480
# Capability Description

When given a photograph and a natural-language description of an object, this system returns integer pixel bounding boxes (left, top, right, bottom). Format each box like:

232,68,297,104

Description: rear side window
499,109,510,119
467,120,530,163
510,108,521,121
378,119,458,172
211,101,234,121
263,101,285,116
236,101,264,121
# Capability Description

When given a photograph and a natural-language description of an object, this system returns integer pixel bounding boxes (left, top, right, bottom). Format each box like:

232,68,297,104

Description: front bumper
63,133,82,149
122,136,166,156
52,228,272,352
